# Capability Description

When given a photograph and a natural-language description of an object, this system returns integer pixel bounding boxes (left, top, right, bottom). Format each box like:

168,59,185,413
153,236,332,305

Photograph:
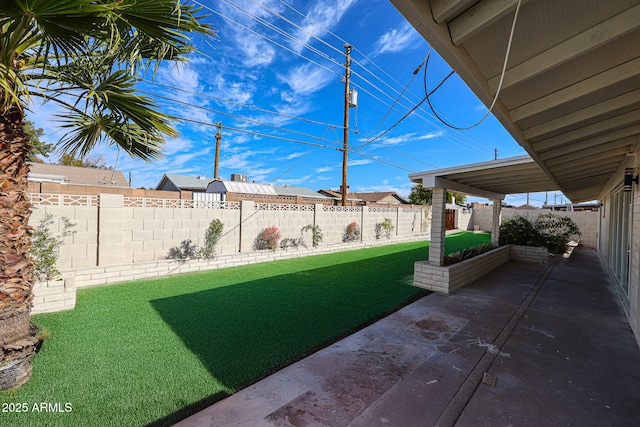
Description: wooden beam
450,0,528,46
431,0,478,23
524,91,640,141
487,4,640,93
550,158,621,177
544,144,631,167
425,176,505,199
533,111,640,153
537,124,640,159
510,56,640,123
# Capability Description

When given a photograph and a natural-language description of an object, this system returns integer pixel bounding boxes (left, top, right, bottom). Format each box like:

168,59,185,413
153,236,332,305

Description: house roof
28,163,129,187
206,180,329,198
409,156,557,200
156,174,212,191
391,0,640,202
318,190,408,203
272,184,329,198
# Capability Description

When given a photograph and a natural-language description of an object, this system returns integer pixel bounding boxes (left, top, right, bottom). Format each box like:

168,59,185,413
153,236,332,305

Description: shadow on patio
177,247,640,426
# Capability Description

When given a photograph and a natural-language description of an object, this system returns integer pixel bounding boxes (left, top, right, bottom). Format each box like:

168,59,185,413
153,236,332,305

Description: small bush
31,213,76,281
200,219,224,259
302,224,323,247
343,222,361,242
167,239,199,260
254,226,282,251
499,213,581,254
280,237,305,250
444,242,496,266
375,218,394,239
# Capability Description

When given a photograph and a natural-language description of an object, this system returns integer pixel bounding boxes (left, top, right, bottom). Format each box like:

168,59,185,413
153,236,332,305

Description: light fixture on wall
623,168,638,191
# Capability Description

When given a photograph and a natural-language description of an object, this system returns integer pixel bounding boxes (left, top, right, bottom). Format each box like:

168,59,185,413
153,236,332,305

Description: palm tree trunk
0,105,39,390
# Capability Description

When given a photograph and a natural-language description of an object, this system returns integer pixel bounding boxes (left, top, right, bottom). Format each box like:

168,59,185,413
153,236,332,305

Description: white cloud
278,63,334,101
373,22,420,55
283,151,306,160
349,159,372,167
315,166,334,173
293,0,358,52
275,174,313,186
416,131,445,140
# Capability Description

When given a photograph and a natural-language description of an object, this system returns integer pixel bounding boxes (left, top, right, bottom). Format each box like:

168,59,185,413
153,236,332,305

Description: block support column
491,198,501,246
429,188,447,266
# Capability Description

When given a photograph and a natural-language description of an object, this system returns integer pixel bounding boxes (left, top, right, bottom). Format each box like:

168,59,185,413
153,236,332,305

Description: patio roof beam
431,0,478,23
487,5,640,94
510,56,640,123
431,176,505,200
533,116,640,153
449,0,528,46
524,90,640,141
542,136,636,165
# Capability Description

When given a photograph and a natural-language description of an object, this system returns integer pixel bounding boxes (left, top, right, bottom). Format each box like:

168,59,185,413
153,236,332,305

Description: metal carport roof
409,155,558,200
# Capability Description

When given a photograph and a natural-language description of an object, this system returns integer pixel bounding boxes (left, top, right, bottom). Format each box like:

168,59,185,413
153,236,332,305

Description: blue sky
26,0,564,207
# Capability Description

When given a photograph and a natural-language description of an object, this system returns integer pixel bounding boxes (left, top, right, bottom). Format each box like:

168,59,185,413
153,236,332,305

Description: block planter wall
414,246,511,293
510,245,549,263
32,277,76,314
413,244,549,294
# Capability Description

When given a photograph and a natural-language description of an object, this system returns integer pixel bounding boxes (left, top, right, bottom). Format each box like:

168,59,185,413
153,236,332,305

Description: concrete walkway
176,248,640,426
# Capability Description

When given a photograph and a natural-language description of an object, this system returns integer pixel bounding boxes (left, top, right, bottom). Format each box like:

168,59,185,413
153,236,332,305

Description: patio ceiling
390,0,640,203
409,155,557,200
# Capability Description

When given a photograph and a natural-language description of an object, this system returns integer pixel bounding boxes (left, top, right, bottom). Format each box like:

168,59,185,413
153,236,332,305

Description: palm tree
0,0,212,389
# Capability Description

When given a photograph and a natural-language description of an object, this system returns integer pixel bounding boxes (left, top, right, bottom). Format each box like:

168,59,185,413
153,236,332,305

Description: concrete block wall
509,245,549,264
29,194,429,271
30,204,98,270
32,277,76,314
398,207,430,236
316,205,363,243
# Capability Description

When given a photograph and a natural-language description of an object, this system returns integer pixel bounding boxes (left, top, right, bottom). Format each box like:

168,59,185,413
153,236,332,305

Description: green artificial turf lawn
0,232,489,426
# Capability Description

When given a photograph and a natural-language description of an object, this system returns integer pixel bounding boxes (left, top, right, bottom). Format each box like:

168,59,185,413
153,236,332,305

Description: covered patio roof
390,0,640,203
409,155,558,200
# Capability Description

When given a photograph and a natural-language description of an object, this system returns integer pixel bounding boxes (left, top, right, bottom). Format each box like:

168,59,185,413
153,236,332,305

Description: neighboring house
155,174,212,192
318,190,409,205
542,202,599,212
28,162,129,187
392,1,640,346
515,204,538,210
206,177,332,204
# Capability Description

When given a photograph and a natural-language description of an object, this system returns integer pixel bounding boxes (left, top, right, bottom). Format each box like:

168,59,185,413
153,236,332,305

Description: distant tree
409,184,432,205
25,120,54,162
58,154,110,169
448,193,467,205
409,185,467,205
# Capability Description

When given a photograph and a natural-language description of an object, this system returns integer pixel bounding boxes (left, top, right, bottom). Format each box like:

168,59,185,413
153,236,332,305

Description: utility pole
494,148,499,160
526,192,530,205
214,122,222,180
341,44,352,207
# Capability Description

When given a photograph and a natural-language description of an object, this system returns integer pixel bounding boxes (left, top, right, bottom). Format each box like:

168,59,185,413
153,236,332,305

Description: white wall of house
596,156,640,346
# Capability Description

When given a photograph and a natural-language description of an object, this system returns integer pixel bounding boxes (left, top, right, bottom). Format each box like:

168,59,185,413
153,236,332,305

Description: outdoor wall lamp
623,168,638,191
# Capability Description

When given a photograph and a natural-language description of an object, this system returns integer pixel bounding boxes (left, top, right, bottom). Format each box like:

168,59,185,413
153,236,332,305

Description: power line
137,78,344,129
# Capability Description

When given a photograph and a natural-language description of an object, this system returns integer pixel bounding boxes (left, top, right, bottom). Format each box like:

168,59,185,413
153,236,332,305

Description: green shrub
499,213,581,253
254,226,282,251
444,242,496,266
343,222,360,242
31,213,76,281
200,219,224,259
302,224,323,247
375,218,394,239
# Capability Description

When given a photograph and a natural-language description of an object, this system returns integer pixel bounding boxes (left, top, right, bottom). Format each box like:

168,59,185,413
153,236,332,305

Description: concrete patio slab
175,248,640,426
